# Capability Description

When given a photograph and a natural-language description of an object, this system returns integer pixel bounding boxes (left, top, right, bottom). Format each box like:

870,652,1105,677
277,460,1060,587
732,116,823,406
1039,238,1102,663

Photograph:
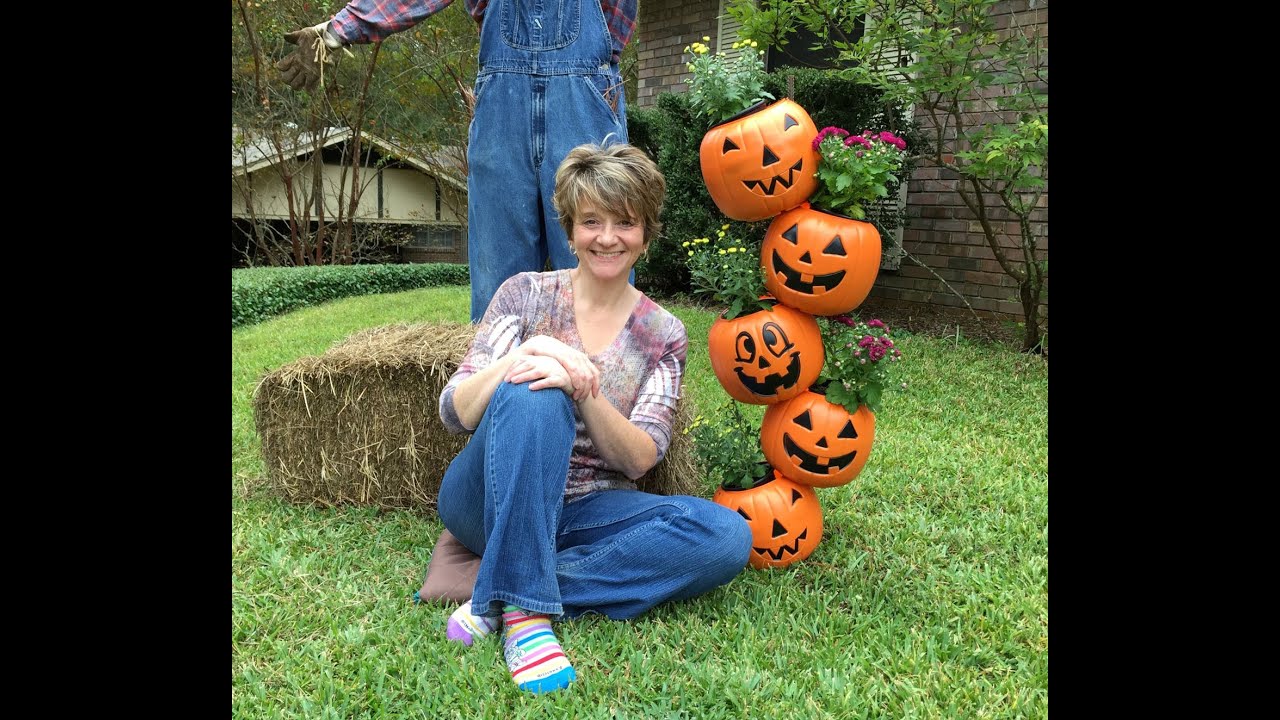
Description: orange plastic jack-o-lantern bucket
760,387,876,488
762,203,882,317
707,301,824,405
699,99,820,222
713,467,823,569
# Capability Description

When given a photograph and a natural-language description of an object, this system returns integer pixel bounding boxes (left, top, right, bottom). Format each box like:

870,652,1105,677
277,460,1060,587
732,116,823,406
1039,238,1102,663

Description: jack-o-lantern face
762,205,882,316
712,469,823,569
699,99,820,222
761,390,876,487
708,303,824,405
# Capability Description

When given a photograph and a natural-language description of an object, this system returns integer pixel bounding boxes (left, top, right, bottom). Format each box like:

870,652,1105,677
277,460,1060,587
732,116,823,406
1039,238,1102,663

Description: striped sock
501,606,576,694
446,600,500,647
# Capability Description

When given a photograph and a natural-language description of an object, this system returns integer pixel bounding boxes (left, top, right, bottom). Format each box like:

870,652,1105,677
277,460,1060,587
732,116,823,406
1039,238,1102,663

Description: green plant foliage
684,225,769,320
759,67,915,142
685,400,768,490
684,38,774,126
811,128,908,220
627,96,732,297
816,316,905,413
231,263,469,327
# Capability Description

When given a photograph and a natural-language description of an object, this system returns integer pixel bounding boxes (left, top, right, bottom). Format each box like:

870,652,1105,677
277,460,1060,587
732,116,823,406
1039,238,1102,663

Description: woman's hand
504,354,578,395
518,335,600,402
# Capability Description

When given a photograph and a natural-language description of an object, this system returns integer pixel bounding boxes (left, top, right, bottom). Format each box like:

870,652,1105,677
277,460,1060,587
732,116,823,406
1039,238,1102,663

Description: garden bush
232,263,469,328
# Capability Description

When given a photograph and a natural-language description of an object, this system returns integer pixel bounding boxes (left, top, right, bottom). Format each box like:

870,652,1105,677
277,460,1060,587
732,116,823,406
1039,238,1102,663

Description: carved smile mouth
772,249,846,295
782,434,857,474
734,353,803,397
742,159,804,197
754,528,809,561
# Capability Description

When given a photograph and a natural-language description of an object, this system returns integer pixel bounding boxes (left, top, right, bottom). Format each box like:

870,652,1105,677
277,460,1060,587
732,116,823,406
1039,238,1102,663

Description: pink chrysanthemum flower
812,126,851,150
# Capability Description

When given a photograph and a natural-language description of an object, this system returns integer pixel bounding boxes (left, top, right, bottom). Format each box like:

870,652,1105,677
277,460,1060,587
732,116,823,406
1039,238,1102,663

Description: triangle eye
784,114,799,130
737,508,752,521
790,489,803,504
824,236,846,256
838,420,858,439
793,410,813,430
723,138,739,153
781,224,799,245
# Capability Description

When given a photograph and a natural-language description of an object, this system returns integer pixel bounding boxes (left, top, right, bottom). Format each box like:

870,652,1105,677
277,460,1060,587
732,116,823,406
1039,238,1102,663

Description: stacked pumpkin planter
698,99,883,570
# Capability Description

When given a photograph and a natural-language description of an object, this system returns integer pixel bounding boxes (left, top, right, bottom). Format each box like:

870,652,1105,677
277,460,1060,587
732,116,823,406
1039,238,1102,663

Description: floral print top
439,270,688,501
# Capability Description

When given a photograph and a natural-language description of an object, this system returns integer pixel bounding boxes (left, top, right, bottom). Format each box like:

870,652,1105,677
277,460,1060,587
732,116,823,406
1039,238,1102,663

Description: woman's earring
570,243,578,257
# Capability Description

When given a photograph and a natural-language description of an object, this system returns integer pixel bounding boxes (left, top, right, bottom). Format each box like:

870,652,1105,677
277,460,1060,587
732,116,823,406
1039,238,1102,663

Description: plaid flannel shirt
330,0,637,64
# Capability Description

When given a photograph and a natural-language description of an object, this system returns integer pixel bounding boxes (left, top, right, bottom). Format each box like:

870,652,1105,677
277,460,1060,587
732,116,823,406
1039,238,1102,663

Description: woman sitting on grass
436,141,752,694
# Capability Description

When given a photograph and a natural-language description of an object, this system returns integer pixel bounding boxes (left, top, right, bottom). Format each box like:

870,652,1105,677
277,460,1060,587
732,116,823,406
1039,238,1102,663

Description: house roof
231,127,467,193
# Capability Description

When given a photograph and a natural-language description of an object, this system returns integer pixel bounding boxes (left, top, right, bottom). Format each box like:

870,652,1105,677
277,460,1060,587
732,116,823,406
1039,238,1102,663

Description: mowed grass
232,286,1048,719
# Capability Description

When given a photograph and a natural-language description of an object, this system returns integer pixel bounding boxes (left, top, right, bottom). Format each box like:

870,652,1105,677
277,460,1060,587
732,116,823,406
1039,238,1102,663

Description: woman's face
570,201,647,282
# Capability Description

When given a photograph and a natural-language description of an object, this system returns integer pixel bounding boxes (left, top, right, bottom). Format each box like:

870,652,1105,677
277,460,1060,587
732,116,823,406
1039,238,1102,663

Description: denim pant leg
555,491,753,620
539,71,628,275
466,73,543,323
437,381,577,617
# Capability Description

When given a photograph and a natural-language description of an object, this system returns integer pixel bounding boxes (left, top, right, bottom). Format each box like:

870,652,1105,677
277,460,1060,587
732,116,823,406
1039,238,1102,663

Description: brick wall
876,0,1048,324
635,0,720,107
634,0,1048,326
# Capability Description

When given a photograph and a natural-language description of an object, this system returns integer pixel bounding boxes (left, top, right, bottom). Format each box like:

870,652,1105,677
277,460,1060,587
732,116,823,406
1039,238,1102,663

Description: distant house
231,127,468,265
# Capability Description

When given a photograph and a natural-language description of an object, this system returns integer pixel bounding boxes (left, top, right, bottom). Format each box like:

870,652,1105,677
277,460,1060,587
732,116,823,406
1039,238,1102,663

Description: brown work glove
276,22,347,91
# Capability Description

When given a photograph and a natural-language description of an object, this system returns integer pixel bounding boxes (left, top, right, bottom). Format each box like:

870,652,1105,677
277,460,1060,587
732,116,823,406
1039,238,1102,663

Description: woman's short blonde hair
552,142,666,246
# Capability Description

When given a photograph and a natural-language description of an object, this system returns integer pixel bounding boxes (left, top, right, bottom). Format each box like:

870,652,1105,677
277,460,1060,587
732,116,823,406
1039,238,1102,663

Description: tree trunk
1019,280,1043,354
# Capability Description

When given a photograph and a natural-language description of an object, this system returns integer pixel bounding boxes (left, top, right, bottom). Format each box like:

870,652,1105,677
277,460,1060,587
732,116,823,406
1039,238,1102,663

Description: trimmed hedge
232,263,470,328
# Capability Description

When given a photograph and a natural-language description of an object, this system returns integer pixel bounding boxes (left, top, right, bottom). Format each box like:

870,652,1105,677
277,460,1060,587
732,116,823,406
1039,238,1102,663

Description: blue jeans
465,0,630,322
438,382,752,619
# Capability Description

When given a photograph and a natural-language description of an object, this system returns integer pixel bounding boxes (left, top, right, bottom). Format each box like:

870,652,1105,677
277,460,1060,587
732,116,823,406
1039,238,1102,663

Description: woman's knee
681,498,752,577
492,380,574,422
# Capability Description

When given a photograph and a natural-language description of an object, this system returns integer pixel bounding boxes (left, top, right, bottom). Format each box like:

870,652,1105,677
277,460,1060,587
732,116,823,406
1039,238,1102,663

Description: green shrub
232,263,469,328
628,93,729,298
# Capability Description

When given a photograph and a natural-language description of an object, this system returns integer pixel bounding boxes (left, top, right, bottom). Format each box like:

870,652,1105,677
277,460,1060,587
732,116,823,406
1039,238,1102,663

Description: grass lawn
232,285,1048,719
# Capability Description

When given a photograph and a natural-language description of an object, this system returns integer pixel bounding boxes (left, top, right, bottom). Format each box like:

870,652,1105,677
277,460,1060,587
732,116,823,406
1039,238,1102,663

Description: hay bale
255,322,705,510
636,399,703,498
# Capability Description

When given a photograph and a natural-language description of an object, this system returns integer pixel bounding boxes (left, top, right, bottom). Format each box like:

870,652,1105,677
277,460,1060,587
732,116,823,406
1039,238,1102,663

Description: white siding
383,168,435,222
715,0,753,59
233,162,464,224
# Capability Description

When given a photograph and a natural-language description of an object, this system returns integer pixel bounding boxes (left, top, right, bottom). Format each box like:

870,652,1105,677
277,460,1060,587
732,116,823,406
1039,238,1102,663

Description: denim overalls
465,0,628,322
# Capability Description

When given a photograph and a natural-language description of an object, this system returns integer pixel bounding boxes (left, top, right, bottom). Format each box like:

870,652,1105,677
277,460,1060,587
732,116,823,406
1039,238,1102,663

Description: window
410,226,461,251
764,14,864,72
715,1,864,72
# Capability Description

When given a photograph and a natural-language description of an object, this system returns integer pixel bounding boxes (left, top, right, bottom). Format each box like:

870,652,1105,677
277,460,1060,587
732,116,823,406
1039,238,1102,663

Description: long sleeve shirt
329,0,638,64
439,270,688,501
